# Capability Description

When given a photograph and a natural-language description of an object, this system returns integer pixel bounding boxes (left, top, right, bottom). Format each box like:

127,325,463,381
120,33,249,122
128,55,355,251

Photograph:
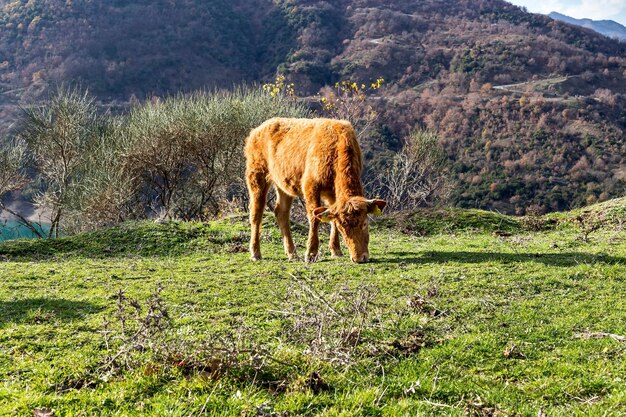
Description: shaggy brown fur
245,117,385,263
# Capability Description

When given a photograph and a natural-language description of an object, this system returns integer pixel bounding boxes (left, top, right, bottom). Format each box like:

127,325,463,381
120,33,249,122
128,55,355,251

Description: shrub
0,138,27,197
15,86,106,237
99,285,274,383
275,271,444,366
369,129,452,211
8,86,310,234
317,77,384,139
61,117,143,233
120,87,309,220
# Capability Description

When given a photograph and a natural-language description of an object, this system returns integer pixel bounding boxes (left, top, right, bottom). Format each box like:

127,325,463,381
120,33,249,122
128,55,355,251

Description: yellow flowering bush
262,74,296,99
318,77,384,138
262,74,384,139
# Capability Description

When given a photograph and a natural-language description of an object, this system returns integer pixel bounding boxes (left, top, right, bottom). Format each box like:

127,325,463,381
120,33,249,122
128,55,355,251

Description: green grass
1,200,625,416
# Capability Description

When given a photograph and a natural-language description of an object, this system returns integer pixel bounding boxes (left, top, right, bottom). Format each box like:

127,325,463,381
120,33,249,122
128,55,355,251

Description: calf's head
313,197,386,263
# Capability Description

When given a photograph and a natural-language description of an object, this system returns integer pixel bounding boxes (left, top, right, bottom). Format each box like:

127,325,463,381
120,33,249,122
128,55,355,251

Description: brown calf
244,117,385,263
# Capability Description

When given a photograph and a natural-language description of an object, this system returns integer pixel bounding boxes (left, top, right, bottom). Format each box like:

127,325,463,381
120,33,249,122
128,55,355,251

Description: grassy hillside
1,199,625,416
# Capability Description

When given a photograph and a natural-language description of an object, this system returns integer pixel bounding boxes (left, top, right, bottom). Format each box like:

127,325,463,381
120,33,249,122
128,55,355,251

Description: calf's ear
313,207,333,222
367,199,386,216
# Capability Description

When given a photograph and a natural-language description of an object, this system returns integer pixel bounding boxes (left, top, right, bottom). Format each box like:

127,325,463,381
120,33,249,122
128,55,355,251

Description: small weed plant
100,285,277,383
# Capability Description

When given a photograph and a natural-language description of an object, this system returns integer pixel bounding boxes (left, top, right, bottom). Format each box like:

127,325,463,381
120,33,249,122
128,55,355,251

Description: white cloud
533,0,568,15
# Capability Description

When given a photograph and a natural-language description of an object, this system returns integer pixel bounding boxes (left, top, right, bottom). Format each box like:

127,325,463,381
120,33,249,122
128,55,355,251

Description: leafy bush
119,87,309,221
7,86,309,235
14,86,106,237
0,138,27,197
62,116,142,231
0,138,38,236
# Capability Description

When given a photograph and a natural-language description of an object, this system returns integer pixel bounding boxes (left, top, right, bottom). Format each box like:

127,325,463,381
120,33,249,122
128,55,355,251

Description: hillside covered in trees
0,0,624,214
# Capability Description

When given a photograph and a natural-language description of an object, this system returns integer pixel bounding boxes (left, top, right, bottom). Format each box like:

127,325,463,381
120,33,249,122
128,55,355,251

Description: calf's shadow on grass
0,298,102,325
380,251,626,267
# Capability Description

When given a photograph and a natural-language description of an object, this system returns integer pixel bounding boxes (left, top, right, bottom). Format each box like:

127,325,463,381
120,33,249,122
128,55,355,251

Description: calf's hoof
331,249,343,258
305,253,319,263
250,254,262,261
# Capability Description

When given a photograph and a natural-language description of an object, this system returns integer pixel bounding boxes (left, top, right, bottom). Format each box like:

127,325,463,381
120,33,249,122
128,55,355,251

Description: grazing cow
245,117,386,263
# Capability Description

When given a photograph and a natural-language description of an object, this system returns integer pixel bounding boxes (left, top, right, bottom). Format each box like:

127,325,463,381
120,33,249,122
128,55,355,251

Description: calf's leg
274,188,296,260
246,170,270,261
329,221,343,257
305,210,321,263
303,185,322,263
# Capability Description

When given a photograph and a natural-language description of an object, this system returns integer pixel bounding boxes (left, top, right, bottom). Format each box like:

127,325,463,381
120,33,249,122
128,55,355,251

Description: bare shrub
521,204,549,231
573,214,603,243
275,272,439,365
277,273,380,364
368,129,452,211
13,86,106,237
100,285,172,373
120,88,309,220
99,285,276,381
96,277,444,392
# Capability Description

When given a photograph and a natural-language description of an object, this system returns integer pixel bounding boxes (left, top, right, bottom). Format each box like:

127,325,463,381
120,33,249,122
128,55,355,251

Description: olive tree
15,86,104,237
121,88,309,220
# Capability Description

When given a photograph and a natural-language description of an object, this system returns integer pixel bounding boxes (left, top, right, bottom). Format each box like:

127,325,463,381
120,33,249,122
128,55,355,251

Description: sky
505,0,626,26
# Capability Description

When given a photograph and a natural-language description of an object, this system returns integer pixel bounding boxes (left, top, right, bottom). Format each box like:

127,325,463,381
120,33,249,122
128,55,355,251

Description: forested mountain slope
0,0,624,214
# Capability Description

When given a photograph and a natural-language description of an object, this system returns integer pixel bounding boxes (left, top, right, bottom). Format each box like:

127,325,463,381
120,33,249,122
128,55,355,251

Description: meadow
1,199,625,416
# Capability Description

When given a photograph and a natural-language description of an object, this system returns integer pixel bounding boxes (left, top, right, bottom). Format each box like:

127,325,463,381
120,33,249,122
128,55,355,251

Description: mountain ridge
548,11,626,41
